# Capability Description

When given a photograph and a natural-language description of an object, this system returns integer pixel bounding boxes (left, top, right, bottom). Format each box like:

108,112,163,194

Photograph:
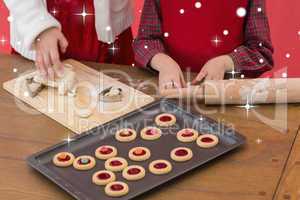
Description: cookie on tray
105,181,129,197
149,160,172,175
53,152,75,167
128,147,151,162
115,128,137,142
155,113,176,127
196,134,219,148
92,170,116,186
170,147,193,162
122,165,146,181
73,155,96,171
177,128,199,143
95,145,117,160
140,127,162,141
105,157,128,172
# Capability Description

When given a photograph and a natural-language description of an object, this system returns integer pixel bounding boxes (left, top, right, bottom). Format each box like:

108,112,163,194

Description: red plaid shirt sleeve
133,0,165,68
133,0,274,76
229,0,274,76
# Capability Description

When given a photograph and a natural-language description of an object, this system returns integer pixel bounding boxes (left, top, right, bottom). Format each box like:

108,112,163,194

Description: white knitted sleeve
4,0,61,50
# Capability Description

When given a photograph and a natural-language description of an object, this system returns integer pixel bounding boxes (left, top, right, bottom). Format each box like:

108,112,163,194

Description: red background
0,0,299,77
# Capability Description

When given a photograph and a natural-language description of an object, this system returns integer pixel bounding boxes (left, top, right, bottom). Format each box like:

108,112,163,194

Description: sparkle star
74,4,93,25
237,96,256,118
50,8,59,16
229,69,239,79
63,135,75,144
256,138,263,144
211,36,222,47
0,37,6,46
108,43,119,55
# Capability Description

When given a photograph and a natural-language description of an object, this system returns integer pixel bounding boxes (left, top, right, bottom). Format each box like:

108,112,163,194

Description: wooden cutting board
3,59,154,134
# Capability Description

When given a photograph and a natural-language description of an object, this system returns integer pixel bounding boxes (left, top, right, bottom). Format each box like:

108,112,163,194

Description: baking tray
27,99,246,200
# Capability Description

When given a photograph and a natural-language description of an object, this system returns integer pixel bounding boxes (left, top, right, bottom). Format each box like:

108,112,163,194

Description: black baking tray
27,99,246,200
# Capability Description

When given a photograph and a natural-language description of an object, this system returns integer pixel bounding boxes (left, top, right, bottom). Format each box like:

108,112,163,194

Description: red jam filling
128,168,141,175
99,147,113,155
181,130,194,137
110,160,123,166
154,162,168,169
97,173,111,180
159,115,172,122
110,184,124,191
133,149,146,156
58,155,71,162
78,158,91,165
146,129,158,136
119,131,133,137
201,137,214,143
175,149,188,157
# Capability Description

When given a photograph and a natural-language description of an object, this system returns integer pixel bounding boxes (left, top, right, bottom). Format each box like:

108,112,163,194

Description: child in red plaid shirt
133,0,274,90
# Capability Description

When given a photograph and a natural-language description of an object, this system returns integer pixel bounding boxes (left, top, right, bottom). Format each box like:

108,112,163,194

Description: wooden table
1,54,300,200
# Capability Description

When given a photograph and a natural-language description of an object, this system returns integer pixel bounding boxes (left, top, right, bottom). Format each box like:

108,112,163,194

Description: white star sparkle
282,72,288,78
24,91,29,97
236,7,247,18
51,8,58,16
229,69,239,79
108,43,119,55
7,15,13,22
0,37,6,46
195,2,202,9
237,96,256,118
179,9,185,14
256,138,263,144
257,7,262,12
74,4,93,25
223,30,229,36
63,135,75,144
211,36,222,47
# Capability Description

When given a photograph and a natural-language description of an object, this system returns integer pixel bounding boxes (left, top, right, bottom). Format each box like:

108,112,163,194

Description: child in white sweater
4,0,134,77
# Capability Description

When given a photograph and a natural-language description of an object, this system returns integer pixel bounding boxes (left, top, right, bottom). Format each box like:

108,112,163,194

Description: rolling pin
160,78,300,105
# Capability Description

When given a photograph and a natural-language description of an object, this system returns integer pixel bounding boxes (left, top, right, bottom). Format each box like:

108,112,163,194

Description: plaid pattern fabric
133,0,274,76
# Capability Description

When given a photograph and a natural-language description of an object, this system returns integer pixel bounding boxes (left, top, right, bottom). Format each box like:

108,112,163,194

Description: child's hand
34,27,68,78
192,55,234,84
151,53,186,91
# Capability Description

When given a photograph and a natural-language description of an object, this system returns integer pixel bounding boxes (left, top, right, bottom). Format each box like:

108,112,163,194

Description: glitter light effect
63,134,75,144
237,96,257,118
211,36,222,47
74,4,93,25
108,43,119,55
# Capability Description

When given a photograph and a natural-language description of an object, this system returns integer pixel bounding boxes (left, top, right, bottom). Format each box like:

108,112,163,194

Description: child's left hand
192,55,234,84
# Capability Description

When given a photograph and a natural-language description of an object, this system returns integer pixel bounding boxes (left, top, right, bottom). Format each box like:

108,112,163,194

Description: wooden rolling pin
160,78,300,105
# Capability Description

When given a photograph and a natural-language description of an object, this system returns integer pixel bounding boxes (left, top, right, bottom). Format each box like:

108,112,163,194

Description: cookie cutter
25,77,45,98
99,86,123,103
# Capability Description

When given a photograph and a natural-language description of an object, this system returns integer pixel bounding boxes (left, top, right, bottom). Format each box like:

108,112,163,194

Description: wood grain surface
3,59,154,134
0,54,300,200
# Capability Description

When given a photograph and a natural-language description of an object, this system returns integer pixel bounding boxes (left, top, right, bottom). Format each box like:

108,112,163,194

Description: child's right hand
151,53,186,91
34,27,68,78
